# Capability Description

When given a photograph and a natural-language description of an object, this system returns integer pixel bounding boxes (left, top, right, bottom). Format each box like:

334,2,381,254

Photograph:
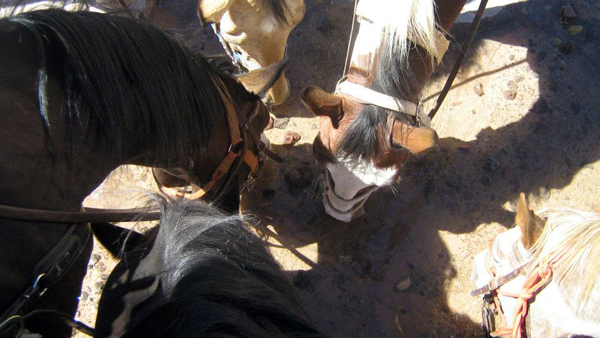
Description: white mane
531,207,600,315
361,0,438,64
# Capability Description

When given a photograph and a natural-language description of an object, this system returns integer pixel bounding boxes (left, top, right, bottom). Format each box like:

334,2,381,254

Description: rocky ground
75,0,600,336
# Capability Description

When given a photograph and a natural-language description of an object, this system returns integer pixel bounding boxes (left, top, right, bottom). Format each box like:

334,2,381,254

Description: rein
471,247,568,338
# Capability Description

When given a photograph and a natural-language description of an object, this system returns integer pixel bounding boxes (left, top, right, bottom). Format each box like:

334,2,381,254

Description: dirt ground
76,0,600,336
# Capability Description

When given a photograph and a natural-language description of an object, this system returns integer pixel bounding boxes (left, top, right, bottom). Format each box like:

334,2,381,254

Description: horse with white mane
301,0,467,222
471,193,600,337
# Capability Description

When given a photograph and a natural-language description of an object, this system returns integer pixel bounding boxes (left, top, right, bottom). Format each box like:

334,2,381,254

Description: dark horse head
0,9,283,337
95,199,325,337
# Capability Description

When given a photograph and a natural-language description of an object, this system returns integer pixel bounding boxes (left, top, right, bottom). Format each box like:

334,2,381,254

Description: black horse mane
123,199,325,337
337,36,417,162
5,9,255,165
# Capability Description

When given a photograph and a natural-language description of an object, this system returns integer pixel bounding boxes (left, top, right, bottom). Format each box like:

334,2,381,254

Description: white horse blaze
324,158,398,222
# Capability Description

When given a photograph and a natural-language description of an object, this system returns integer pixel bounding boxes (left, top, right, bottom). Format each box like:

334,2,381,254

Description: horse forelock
8,9,232,165
338,0,437,162
530,207,600,315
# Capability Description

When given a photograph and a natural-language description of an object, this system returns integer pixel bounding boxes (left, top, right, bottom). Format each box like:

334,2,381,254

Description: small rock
293,270,310,288
485,157,500,171
503,89,517,100
311,123,318,130
283,131,301,148
95,281,104,290
265,116,274,130
569,25,583,35
394,276,411,292
561,4,577,20
473,83,484,96
262,189,276,199
81,291,89,301
509,54,515,61
507,80,519,91
273,117,290,129
552,37,563,46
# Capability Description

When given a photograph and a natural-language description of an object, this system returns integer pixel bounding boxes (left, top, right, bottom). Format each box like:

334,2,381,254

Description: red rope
491,248,567,338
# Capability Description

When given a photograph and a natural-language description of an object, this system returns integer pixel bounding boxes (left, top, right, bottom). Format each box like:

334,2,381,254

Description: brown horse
93,0,306,106
301,0,467,222
0,9,283,337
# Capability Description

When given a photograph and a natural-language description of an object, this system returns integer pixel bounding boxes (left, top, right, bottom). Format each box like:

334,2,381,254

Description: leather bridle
0,74,277,337
156,74,280,202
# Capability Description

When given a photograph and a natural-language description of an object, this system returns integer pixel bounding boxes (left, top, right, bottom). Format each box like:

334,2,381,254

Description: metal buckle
481,294,496,337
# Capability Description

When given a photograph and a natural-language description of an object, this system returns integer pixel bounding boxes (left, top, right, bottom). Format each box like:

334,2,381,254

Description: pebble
569,25,583,35
283,131,301,148
503,89,517,100
473,83,484,97
552,37,563,46
273,117,290,129
393,276,411,292
311,123,318,130
561,4,577,20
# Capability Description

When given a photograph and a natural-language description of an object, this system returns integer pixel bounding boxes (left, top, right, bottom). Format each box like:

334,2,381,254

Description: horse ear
516,193,545,249
391,121,439,155
300,85,344,124
237,59,288,99
197,0,233,25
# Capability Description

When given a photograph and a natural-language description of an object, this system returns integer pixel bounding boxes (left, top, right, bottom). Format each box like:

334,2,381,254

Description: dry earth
75,0,600,336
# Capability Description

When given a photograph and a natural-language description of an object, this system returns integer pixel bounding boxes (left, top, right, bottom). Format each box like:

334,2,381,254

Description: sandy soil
75,0,600,336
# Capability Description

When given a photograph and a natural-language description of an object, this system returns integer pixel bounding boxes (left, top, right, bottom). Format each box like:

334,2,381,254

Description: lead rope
491,247,567,338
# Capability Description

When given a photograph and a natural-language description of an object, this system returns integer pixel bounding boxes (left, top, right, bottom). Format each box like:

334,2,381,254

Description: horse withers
301,0,466,222
0,9,283,337
95,199,325,337
471,193,600,337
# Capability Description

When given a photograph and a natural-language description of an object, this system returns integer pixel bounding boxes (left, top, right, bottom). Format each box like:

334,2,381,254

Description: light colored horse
471,193,600,337
301,0,466,222
198,0,305,106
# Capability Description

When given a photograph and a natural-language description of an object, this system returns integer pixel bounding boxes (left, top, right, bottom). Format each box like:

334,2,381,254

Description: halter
156,74,276,202
471,241,567,338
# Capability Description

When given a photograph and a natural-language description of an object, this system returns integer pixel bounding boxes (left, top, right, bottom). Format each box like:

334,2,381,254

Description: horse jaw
323,158,397,222
216,0,305,106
